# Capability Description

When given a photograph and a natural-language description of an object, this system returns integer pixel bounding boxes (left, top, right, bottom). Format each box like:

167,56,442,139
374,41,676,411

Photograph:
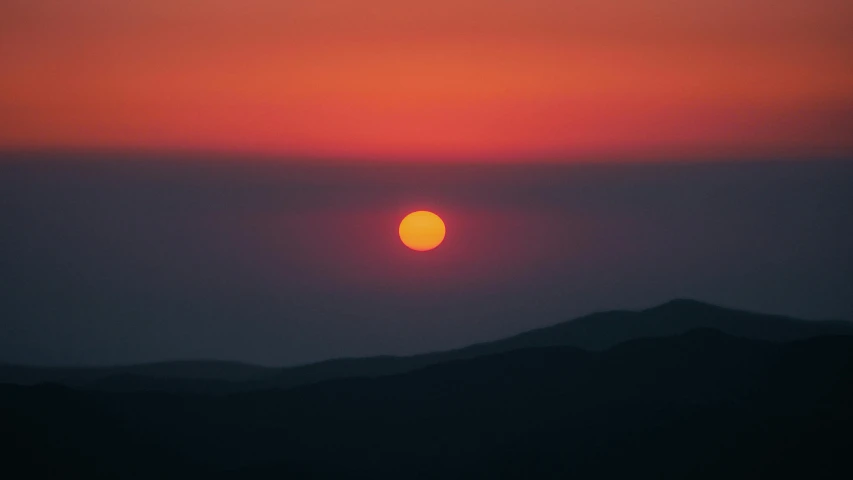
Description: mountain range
2,327,852,478
2,299,851,394
3,299,853,478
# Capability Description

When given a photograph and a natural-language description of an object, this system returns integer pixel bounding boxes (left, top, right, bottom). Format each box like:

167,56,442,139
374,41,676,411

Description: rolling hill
2,299,851,393
2,329,851,478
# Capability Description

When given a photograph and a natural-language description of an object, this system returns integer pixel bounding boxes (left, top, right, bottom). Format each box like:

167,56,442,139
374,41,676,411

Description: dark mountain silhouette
2,330,851,478
2,299,851,393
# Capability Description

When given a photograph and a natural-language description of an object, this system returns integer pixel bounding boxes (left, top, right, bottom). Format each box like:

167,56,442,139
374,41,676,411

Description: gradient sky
2,0,852,160
1,3,852,366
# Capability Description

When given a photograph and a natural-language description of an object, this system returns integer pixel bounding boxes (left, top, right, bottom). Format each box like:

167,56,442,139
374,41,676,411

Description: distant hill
2,299,851,392
2,330,851,478
236,299,853,391
459,298,853,352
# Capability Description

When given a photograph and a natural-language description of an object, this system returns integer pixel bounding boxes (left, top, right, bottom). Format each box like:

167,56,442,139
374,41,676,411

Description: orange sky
2,0,852,161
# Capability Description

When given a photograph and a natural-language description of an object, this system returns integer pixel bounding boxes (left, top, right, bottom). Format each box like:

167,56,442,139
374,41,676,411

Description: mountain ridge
2,329,851,478
2,299,851,392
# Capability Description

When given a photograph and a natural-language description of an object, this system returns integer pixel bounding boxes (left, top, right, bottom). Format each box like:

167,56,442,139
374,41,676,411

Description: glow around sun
399,211,446,251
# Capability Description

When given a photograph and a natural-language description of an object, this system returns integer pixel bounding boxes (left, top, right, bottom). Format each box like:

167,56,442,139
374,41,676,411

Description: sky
1,2,851,366
2,155,851,366
2,0,852,160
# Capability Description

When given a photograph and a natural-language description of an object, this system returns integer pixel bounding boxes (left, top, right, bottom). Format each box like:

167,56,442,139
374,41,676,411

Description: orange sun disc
399,211,446,251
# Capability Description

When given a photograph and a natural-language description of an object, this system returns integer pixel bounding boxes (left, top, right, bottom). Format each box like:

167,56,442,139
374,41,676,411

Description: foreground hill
2,330,851,478
2,299,851,393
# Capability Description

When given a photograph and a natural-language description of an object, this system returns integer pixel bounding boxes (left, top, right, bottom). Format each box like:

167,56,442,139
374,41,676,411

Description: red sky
2,0,852,161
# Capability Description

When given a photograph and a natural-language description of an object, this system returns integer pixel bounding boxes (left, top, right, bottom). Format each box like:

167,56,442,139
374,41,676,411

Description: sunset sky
2,0,852,160
1,2,852,366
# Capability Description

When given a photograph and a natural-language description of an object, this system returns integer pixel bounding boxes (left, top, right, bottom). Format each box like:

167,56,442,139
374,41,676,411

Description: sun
399,211,446,251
